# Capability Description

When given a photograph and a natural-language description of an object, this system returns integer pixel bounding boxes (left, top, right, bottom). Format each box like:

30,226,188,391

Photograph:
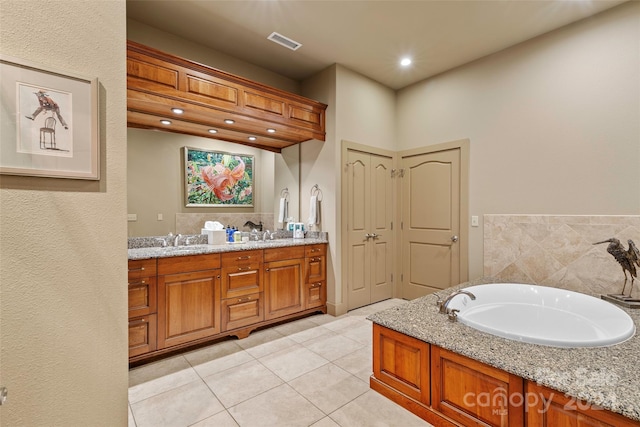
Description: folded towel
308,195,320,226
278,197,288,223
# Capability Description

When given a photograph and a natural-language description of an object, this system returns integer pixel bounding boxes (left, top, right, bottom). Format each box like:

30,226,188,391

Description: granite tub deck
368,279,640,422
128,237,328,260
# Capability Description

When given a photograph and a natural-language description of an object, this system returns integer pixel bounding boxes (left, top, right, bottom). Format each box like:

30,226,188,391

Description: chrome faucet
174,233,182,246
262,230,275,241
437,290,476,319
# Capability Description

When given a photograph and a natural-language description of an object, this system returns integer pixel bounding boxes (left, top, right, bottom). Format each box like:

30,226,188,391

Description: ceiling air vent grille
267,32,302,51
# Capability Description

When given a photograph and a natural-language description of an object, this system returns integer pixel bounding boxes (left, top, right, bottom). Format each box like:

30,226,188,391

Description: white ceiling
126,0,627,90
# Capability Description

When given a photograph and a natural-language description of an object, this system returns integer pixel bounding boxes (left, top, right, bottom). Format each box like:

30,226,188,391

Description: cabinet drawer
221,249,263,265
305,244,326,257
128,258,157,281
221,265,263,299
157,253,221,275
305,254,326,283
264,245,304,262
128,277,157,319
305,280,326,309
221,292,264,331
129,314,157,358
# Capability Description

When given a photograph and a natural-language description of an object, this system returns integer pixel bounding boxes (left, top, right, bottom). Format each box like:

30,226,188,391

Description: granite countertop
368,277,640,421
128,237,328,260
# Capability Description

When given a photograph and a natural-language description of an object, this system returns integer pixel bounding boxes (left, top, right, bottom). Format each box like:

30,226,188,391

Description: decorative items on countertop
594,237,640,308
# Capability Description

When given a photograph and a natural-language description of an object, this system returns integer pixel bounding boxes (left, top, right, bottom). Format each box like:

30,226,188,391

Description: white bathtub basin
445,283,635,348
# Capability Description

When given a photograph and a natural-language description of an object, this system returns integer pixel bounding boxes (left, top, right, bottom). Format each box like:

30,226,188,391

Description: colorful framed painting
184,147,254,207
0,54,99,179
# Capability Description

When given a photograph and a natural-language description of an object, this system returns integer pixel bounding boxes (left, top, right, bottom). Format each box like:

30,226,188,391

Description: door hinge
391,273,393,283
401,273,404,282
391,221,393,230
401,221,404,230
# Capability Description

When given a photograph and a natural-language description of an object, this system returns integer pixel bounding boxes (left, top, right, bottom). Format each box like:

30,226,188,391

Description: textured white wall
0,1,128,425
397,2,640,280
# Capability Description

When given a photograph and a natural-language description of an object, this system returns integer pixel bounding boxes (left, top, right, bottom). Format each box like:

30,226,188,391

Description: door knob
451,235,459,243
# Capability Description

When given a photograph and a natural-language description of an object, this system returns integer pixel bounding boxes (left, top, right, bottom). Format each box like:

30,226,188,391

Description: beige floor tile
191,347,255,379
311,417,341,427
333,346,373,383
307,313,340,326
236,328,297,359
259,344,329,382
203,359,283,408
228,384,324,427
329,390,433,427
322,315,370,334
287,324,334,344
304,333,365,361
128,365,201,404
289,364,369,414
128,404,136,427
190,410,240,426
183,339,245,367
341,322,373,345
129,355,191,387
131,380,225,427
273,317,321,336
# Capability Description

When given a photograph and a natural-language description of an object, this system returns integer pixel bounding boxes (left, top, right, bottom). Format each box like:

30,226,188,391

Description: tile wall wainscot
176,213,276,235
484,215,640,296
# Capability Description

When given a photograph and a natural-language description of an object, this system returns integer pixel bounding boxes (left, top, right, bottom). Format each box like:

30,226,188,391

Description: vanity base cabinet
305,244,327,310
526,382,640,427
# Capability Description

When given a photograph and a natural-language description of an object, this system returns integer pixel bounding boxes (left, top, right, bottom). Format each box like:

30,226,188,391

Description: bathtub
445,283,636,348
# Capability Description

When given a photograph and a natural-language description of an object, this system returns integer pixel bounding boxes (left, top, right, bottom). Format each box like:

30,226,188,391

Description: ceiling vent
267,32,302,51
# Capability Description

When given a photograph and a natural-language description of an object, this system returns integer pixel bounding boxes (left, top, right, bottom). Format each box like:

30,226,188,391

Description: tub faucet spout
437,290,476,315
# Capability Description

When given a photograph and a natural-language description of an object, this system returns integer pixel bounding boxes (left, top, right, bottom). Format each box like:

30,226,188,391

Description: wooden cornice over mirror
126,40,327,153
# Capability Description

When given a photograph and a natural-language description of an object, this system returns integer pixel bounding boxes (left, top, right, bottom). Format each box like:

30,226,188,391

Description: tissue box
201,229,226,245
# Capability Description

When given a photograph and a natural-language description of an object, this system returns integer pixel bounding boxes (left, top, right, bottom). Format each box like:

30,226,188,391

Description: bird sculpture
593,238,640,297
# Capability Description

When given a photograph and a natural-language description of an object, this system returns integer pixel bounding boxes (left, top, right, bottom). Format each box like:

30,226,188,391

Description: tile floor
128,299,434,427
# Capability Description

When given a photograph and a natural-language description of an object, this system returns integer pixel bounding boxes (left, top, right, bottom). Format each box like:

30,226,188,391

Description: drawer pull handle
311,248,320,252
237,267,250,271
129,267,145,272
128,280,146,286
237,297,251,303
310,257,320,262
237,255,251,260
265,268,270,272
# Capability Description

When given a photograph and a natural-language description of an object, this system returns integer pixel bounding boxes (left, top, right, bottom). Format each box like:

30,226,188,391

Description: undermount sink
446,283,636,348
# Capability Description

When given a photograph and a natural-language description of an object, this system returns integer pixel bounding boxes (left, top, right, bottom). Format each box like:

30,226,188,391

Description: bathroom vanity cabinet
371,324,640,427
128,242,327,364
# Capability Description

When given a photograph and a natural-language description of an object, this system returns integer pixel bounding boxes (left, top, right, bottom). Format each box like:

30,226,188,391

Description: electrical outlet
127,214,137,222
471,216,479,227
157,213,163,221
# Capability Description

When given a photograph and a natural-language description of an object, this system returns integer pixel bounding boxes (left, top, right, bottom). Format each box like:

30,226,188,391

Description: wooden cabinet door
526,382,640,427
157,269,221,349
128,314,157,357
431,346,524,427
264,257,303,320
372,324,430,405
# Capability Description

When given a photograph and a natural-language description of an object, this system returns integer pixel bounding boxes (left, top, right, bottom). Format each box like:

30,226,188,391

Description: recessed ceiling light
224,119,235,124
171,108,184,114
248,136,257,141
208,129,218,134
160,120,171,125
400,57,412,67
267,128,276,133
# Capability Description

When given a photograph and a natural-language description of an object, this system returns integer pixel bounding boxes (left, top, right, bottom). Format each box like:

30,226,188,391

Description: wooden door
157,269,221,348
264,258,304,320
346,149,394,310
401,147,463,299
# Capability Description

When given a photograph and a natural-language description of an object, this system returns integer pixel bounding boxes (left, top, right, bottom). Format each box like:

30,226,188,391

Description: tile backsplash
175,213,275,235
484,215,640,297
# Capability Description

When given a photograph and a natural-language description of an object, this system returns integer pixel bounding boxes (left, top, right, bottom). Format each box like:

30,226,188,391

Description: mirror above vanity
125,41,324,237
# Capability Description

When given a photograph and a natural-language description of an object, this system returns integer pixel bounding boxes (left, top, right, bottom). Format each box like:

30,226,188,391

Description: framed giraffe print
0,54,99,179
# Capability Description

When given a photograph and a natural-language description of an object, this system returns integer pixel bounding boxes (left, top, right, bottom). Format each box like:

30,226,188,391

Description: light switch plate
157,213,163,221
471,216,479,227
